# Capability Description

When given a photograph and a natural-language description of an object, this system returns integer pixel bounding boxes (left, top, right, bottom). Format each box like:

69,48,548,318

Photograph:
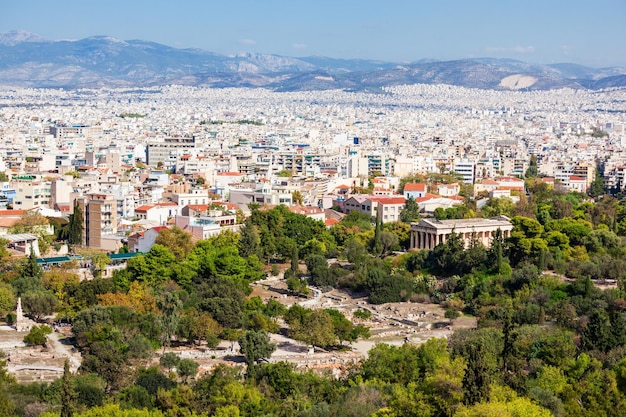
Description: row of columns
409,228,512,250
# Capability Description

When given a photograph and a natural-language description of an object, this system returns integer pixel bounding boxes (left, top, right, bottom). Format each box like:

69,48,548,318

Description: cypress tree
371,215,383,256
463,342,491,405
67,201,83,245
291,245,299,275
60,359,76,417
21,246,43,281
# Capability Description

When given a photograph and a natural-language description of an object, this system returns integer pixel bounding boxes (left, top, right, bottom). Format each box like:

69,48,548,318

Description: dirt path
47,330,81,372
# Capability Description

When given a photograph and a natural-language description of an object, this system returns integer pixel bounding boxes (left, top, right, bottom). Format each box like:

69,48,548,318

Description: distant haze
2,0,626,67
0,32,625,90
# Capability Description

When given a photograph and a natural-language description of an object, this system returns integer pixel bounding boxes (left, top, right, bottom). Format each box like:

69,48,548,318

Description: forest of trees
2,180,626,415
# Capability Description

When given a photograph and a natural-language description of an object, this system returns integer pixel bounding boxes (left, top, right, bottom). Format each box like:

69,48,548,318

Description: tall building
78,192,119,251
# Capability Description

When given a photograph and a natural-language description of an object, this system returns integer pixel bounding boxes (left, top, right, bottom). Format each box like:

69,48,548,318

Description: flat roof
108,252,144,261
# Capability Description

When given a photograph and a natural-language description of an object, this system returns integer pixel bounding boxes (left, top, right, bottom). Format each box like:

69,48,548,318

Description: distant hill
0,31,625,91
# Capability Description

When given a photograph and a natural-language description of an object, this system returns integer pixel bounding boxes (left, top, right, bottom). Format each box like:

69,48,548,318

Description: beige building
410,216,513,250
12,180,52,210
78,192,121,251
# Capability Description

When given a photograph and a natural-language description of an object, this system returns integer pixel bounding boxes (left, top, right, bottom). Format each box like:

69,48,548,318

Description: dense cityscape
0,79,624,416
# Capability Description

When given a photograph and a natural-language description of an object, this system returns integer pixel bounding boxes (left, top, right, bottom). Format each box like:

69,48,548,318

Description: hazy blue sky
2,0,625,67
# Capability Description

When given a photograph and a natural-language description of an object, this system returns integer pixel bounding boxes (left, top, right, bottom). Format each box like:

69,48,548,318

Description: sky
2,0,626,68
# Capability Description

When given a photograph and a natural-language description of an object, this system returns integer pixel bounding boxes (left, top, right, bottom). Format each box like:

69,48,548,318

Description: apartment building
78,192,121,251
146,137,197,166
343,195,406,223
12,179,52,210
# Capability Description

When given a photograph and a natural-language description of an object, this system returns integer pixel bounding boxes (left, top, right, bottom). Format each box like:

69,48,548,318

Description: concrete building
78,192,120,251
12,180,52,210
453,159,476,184
146,137,197,166
134,202,180,224
343,195,406,223
410,216,513,250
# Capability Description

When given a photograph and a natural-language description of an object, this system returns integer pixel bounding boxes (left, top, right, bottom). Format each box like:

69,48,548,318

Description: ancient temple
409,216,513,250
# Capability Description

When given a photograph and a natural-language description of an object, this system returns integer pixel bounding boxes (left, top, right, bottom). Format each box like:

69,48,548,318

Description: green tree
293,309,337,349
136,367,176,395
177,359,199,382
67,201,84,245
22,291,58,321
292,190,304,205
79,340,129,392
23,324,52,346
90,252,110,279
60,359,77,417
463,342,491,405
455,396,552,417
159,352,181,372
400,196,421,223
238,330,276,367
286,277,309,296
525,155,538,178
370,216,383,256
0,283,15,317
155,226,194,259
291,245,299,275
488,228,505,273
344,239,369,264
157,292,182,351
588,165,605,198
20,248,44,282
127,244,175,286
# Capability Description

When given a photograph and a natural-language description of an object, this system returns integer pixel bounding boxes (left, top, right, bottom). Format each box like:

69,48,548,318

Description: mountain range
1,30,625,91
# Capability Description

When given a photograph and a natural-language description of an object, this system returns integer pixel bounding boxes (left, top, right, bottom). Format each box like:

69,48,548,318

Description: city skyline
2,0,626,68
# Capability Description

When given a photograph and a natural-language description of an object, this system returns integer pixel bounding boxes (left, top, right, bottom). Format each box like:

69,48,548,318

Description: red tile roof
415,193,443,203
0,210,26,217
369,196,406,205
325,218,340,226
186,204,209,212
404,183,426,191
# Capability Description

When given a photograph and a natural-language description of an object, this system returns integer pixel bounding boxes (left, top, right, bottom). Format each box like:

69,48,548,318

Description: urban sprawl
0,84,624,255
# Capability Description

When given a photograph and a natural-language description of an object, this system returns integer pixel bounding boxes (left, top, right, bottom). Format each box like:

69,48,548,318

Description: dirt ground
1,273,477,381
0,324,80,383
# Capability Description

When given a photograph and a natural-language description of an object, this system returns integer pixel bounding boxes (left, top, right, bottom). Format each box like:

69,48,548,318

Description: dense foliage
4,185,626,415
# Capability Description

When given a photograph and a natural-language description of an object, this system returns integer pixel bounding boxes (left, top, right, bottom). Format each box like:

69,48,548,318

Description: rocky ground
0,324,80,383
0,274,477,382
